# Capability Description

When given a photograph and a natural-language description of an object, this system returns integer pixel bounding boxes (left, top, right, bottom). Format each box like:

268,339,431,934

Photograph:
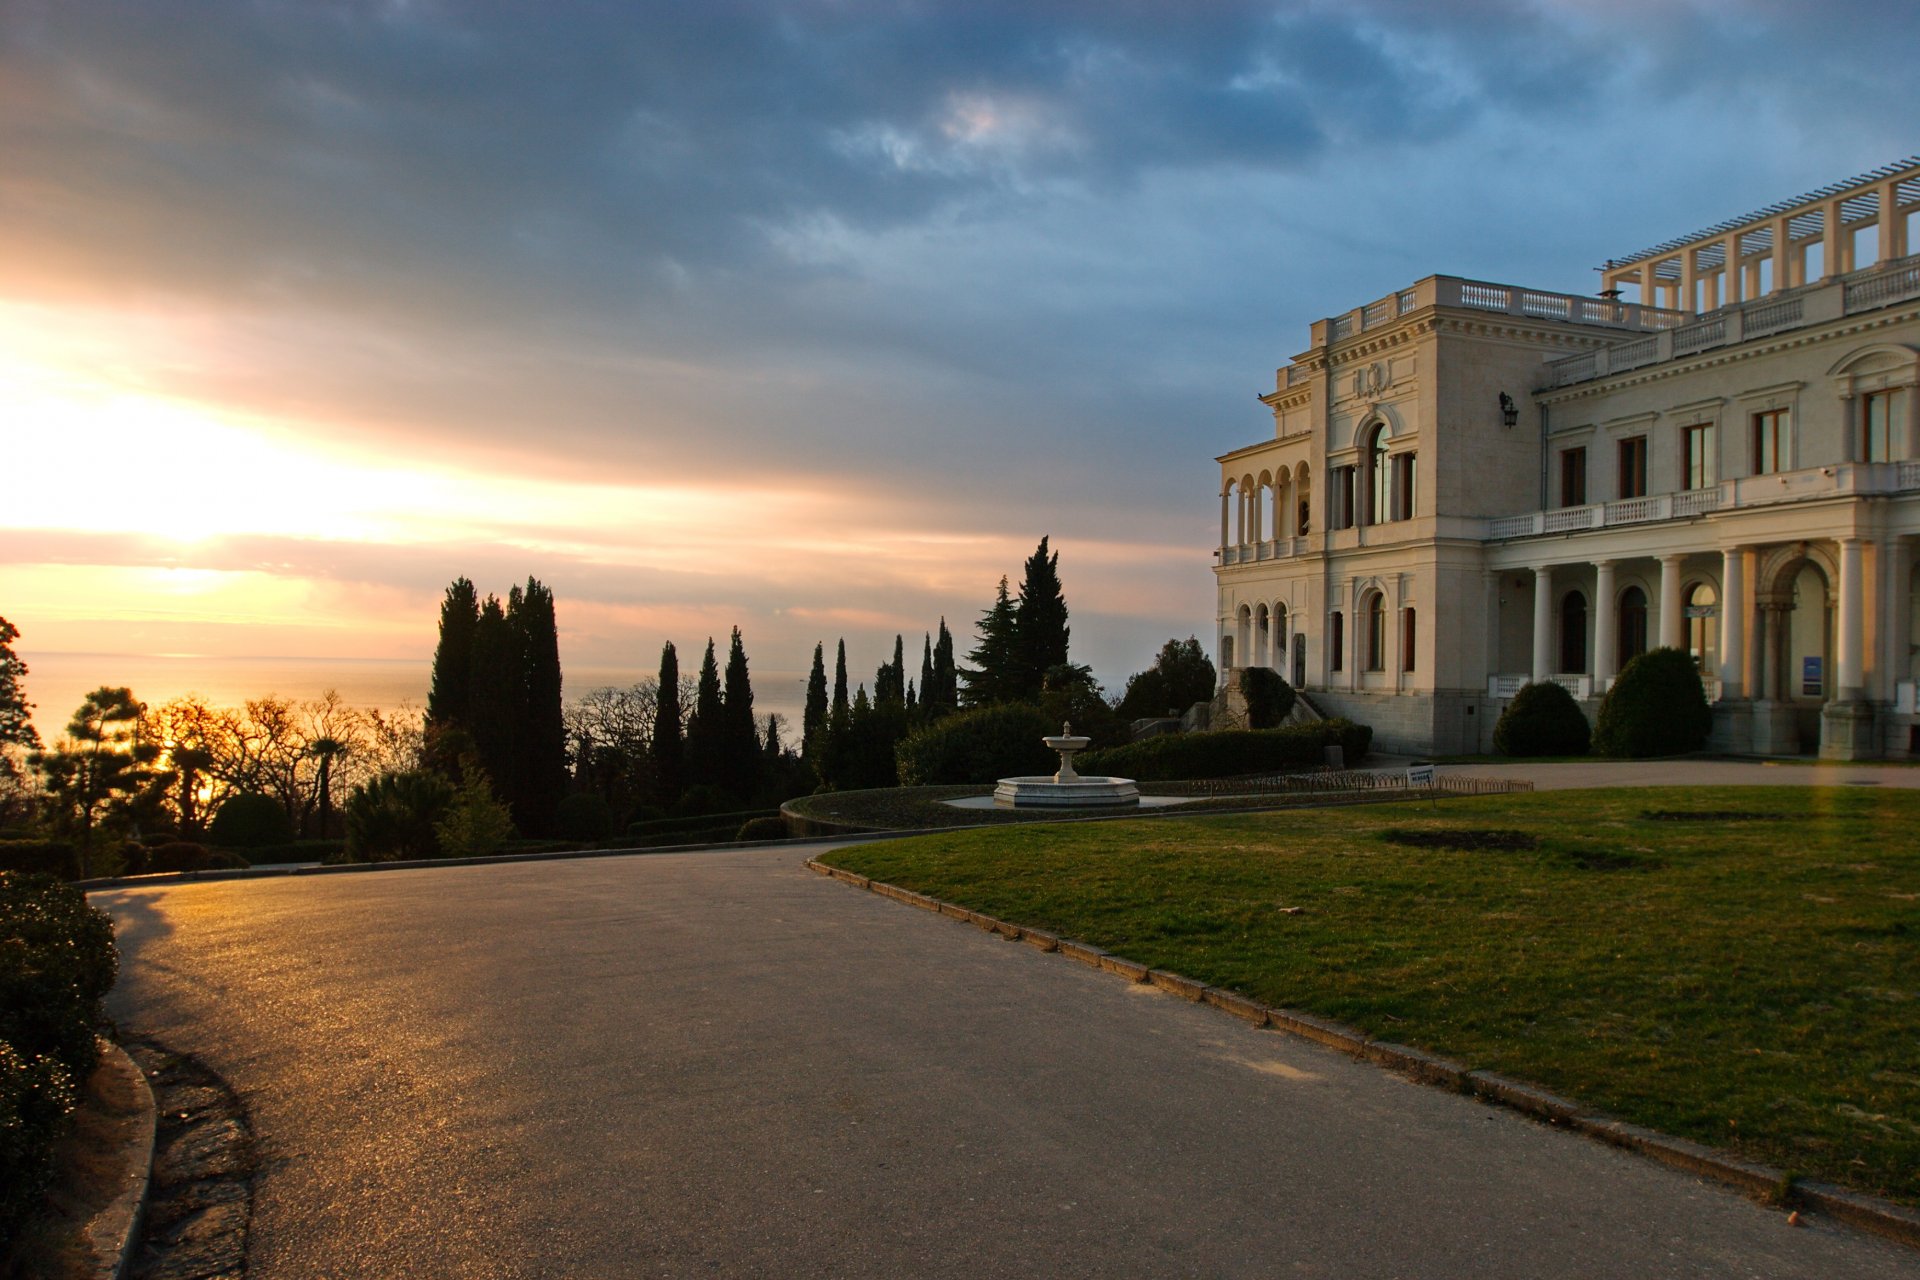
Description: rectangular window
1389,453,1417,520
1330,611,1344,671
1682,423,1715,490
1560,447,1587,507
1401,608,1416,672
1863,389,1901,462
1330,466,1357,530
1752,408,1789,474
1618,435,1647,498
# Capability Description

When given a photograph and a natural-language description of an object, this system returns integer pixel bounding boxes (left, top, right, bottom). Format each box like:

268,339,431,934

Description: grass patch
824,785,1920,1207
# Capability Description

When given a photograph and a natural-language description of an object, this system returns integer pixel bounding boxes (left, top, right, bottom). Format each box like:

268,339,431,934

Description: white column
1658,554,1686,650
1532,566,1554,682
1888,538,1914,693
1822,198,1845,279
1219,490,1230,551
1593,560,1618,683
1483,569,1501,685
1251,484,1264,544
1771,216,1793,292
1719,547,1746,699
1837,537,1866,699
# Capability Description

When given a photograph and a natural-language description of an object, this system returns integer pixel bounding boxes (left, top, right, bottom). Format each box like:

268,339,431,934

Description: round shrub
734,815,790,842
343,772,453,862
0,1041,78,1248
0,872,117,1085
1592,647,1713,758
203,849,250,870
147,841,213,873
1492,682,1591,757
1240,667,1296,729
556,793,615,842
894,703,1058,786
206,793,295,849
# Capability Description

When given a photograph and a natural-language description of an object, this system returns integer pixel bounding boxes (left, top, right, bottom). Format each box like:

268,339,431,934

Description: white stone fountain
993,723,1141,809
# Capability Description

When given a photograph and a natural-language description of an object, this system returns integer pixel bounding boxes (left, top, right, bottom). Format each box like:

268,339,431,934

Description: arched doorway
1684,581,1718,676
1618,586,1649,664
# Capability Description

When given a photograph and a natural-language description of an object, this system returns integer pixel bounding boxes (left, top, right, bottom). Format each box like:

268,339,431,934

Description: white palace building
1214,158,1920,759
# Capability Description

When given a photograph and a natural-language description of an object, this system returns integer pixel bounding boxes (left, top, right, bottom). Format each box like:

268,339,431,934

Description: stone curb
84,1039,157,1280
805,857,1920,1252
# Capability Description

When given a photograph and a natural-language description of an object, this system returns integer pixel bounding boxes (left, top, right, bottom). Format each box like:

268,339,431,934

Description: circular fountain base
993,775,1140,808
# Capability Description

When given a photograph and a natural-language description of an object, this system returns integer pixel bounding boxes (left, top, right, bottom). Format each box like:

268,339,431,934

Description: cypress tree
684,638,724,789
509,577,566,835
931,618,957,716
803,643,829,760
721,627,761,802
651,641,684,807
919,634,934,713
466,595,523,811
427,577,480,730
1014,536,1069,698
832,640,849,718
961,577,1020,706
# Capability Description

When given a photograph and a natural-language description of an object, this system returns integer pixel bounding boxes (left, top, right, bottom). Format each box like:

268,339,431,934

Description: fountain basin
993,775,1140,808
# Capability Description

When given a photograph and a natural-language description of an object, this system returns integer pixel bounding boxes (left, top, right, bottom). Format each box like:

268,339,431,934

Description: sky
4,0,1919,717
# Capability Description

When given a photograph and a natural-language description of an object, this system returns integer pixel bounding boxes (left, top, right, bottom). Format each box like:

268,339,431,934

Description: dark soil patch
1380,828,1539,852
1640,810,1788,823
1563,849,1658,872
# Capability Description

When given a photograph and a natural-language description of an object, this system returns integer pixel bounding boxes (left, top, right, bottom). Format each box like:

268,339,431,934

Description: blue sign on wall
1802,655,1823,697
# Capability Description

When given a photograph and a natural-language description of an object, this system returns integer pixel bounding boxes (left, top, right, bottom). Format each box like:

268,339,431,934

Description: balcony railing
1483,461,1920,541
1545,252,1920,389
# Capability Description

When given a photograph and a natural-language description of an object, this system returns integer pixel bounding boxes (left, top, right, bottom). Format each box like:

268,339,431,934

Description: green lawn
826,786,1920,1206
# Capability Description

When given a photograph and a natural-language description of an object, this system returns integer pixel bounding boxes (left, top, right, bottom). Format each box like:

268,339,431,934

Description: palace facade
1214,158,1920,758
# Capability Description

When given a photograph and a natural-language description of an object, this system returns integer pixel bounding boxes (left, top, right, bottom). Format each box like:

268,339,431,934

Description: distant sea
19,652,810,737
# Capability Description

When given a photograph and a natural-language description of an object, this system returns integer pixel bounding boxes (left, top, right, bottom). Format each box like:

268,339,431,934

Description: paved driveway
98,843,1920,1278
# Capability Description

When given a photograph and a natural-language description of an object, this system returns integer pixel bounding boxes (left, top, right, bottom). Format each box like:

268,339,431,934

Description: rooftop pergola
1600,157,1920,313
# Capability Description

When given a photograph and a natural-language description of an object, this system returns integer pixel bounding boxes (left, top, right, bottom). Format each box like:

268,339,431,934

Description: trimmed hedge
1493,682,1592,757
893,703,1059,786
206,793,295,849
0,840,78,881
0,872,117,1246
1077,719,1372,782
734,816,791,842
1593,647,1713,758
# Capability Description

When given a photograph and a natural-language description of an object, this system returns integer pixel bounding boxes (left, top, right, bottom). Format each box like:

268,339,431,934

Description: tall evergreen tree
930,617,958,716
720,627,761,801
466,595,523,811
1014,536,1070,698
832,639,849,718
960,577,1020,706
919,634,934,714
509,577,566,835
874,634,907,706
426,577,480,730
803,643,829,760
684,638,724,789
0,615,40,753
650,641,684,807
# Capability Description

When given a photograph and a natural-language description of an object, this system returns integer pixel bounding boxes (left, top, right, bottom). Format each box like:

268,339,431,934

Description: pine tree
30,687,165,877
961,577,1020,706
832,640,850,718
721,627,761,802
0,615,40,754
509,577,566,835
684,638,724,789
427,578,480,730
1014,536,1070,699
466,595,523,799
803,643,829,760
651,641,684,807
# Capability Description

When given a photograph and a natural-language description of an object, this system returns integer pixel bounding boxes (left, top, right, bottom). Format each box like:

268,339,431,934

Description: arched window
1618,586,1649,664
1367,425,1390,525
1330,611,1345,671
1560,591,1588,674
1365,592,1387,671
1684,582,1718,673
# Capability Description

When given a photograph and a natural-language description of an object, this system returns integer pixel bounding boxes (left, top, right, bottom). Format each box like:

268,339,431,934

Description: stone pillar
1761,604,1785,701
1659,554,1686,650
1719,547,1746,699
1250,483,1264,544
1838,394,1857,464
1722,234,1742,305
1836,537,1867,699
1771,216,1793,292
1483,569,1501,687
1219,490,1230,552
1532,566,1554,682
1822,198,1846,279
1888,538,1915,694
1880,180,1906,263
1593,560,1617,684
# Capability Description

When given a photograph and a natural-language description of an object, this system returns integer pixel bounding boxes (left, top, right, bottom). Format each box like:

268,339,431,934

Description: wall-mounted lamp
1499,392,1519,428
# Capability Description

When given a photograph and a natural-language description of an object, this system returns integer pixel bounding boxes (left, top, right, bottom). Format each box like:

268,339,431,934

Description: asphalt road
97,842,1920,1279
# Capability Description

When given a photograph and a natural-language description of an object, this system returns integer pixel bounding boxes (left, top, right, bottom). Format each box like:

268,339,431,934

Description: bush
343,772,453,862
434,766,515,858
894,703,1059,786
0,1041,77,1249
1240,668,1296,729
1592,647,1713,758
676,784,735,818
206,793,295,849
734,815,790,842
556,793,615,842
0,871,117,1086
148,841,211,873
0,841,78,880
1493,682,1591,757
1077,719,1372,782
